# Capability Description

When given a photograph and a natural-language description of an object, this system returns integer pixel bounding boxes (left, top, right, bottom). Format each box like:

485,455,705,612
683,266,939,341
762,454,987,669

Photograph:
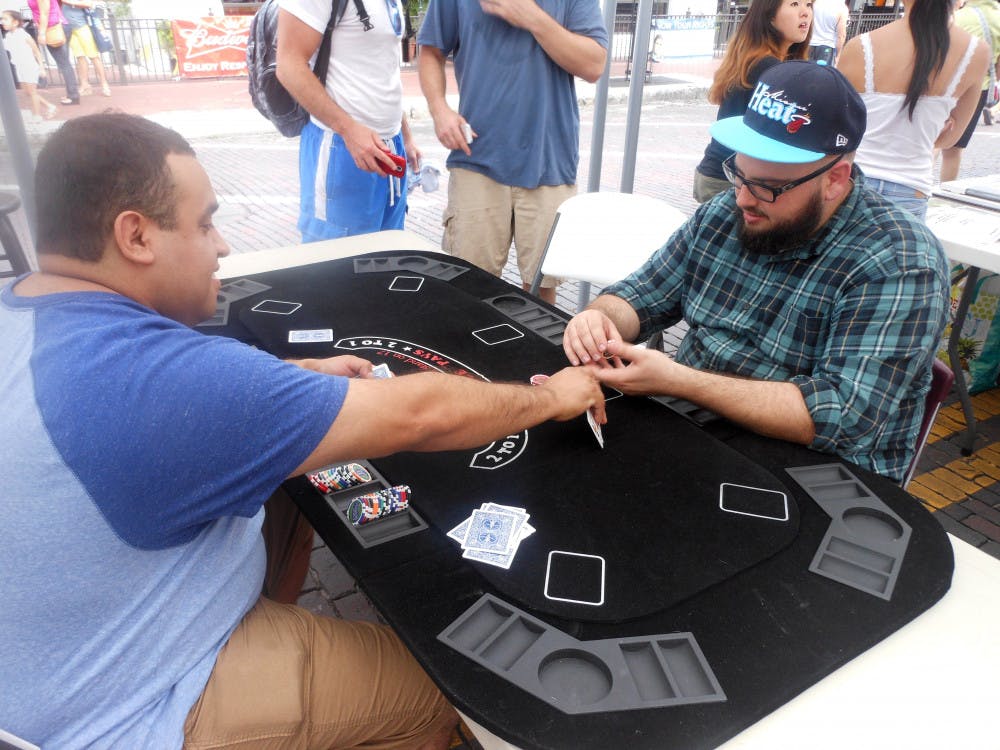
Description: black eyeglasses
722,153,844,203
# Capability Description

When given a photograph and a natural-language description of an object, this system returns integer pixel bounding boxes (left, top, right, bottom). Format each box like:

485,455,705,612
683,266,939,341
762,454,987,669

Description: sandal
101,83,111,97
78,86,93,96
44,103,57,120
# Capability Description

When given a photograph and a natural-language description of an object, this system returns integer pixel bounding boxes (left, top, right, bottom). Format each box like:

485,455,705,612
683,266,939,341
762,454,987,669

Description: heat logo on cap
747,82,812,134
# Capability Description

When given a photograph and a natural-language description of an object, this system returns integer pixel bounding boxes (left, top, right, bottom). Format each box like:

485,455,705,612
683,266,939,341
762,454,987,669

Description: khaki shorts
692,168,731,204
184,598,453,749
443,167,575,289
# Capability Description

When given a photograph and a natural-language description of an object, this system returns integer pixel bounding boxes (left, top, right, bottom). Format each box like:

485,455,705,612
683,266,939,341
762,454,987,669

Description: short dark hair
34,113,196,261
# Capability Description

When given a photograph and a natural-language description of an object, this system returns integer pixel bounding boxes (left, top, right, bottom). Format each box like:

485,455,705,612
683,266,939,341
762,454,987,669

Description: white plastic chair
528,192,687,309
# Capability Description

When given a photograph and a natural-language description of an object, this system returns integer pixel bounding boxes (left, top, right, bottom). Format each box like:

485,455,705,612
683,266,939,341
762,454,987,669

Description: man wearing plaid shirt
563,62,950,482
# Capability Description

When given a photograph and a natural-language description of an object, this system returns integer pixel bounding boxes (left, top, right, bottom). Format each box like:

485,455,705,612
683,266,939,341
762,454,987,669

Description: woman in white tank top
837,0,988,220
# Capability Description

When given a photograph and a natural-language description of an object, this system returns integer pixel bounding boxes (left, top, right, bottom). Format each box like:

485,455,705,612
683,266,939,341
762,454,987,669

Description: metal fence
612,9,901,66
41,13,179,88
38,7,903,90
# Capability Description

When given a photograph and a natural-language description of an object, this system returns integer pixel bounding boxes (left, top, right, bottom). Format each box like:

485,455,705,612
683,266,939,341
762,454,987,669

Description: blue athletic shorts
298,121,408,242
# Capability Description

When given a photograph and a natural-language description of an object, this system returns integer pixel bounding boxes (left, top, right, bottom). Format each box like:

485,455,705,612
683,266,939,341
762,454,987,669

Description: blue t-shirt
0,283,347,748
418,0,608,188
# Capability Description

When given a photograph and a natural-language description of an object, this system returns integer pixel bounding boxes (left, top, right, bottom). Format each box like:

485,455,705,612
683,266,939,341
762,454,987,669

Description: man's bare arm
595,341,816,445
292,367,606,475
275,9,397,173
419,44,474,155
480,0,607,82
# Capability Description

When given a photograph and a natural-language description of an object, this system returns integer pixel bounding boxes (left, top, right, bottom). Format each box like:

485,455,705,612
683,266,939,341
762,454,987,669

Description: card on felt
462,509,521,554
372,363,394,379
447,518,471,544
462,547,515,569
483,503,532,541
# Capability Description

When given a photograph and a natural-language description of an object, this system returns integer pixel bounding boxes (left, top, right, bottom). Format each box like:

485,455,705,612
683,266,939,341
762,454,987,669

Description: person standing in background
61,0,111,97
417,0,608,306
839,0,988,218
26,0,79,105
939,0,1000,182
693,0,812,203
276,0,421,242
1,9,56,121
808,0,847,66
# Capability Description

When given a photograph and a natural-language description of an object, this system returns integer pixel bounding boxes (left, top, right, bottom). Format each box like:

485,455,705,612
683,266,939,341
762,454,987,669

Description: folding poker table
207,233,997,750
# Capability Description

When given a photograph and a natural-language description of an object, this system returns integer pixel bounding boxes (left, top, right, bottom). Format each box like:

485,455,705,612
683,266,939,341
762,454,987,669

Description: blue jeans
865,177,928,222
46,30,79,102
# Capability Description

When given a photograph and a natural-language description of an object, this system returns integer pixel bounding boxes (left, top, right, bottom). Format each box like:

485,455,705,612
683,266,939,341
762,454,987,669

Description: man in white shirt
808,0,848,66
277,0,421,241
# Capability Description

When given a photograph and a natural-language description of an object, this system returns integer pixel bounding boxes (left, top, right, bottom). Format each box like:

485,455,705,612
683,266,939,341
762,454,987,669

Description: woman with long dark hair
693,0,813,203
838,0,988,219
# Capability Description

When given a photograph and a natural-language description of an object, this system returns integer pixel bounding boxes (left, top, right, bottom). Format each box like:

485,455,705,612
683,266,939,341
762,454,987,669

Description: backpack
247,0,371,138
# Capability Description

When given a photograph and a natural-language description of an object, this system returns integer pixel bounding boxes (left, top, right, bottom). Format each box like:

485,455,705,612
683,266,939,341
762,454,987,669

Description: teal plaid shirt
603,176,950,481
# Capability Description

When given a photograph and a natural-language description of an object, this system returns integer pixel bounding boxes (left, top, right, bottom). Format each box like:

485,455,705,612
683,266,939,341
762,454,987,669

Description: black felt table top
208,251,954,750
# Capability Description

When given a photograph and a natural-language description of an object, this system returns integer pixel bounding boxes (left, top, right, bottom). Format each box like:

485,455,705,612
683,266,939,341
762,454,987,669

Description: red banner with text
171,17,251,79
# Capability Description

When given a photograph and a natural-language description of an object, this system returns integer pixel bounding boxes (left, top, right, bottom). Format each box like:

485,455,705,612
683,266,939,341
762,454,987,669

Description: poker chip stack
347,485,411,526
307,463,373,494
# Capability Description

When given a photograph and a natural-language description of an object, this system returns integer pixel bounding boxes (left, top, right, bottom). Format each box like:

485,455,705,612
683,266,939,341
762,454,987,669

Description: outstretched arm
292,366,607,475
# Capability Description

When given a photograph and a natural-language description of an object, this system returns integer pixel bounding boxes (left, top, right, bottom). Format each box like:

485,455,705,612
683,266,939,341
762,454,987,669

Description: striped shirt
603,176,950,481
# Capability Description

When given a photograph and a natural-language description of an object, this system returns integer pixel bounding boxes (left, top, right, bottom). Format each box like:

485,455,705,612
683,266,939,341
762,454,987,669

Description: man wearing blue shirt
563,62,950,482
0,113,605,749
417,0,608,305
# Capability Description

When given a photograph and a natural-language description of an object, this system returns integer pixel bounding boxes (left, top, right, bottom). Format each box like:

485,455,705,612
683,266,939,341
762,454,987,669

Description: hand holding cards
531,371,605,448
447,502,535,569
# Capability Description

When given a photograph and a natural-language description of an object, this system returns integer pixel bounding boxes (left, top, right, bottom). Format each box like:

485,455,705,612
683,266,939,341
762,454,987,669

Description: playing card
463,547,515,569
484,502,528,520
586,408,604,449
447,518,470,544
288,329,333,343
372,363,394,379
483,503,533,542
463,509,521,554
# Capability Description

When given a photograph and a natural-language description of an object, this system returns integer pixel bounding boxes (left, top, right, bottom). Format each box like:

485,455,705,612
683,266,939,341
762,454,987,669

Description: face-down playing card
463,509,525,554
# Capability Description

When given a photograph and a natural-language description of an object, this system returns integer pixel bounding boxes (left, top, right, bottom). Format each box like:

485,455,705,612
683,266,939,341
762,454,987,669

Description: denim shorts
865,177,928,222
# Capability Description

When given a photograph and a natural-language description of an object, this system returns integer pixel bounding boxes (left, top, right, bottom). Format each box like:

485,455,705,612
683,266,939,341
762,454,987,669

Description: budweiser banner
171,17,252,78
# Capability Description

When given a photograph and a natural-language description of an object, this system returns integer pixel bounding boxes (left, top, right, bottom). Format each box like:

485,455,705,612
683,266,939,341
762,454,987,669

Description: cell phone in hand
377,151,407,176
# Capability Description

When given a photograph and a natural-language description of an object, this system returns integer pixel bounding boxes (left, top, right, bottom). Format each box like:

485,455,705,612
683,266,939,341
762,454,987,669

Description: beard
736,188,825,256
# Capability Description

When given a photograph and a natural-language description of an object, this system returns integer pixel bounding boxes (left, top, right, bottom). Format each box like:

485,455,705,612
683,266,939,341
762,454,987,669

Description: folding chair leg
529,213,561,297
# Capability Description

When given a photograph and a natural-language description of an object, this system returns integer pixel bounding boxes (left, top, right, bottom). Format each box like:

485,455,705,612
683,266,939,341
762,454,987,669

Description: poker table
211,232,1000,750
